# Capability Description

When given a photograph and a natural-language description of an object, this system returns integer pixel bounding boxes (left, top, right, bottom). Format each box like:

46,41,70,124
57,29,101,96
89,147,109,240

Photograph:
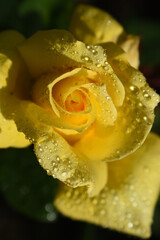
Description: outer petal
69,4,124,45
0,114,30,148
0,30,30,148
18,29,107,78
74,42,159,162
34,131,107,197
0,90,107,197
0,30,31,97
118,35,140,69
54,133,160,238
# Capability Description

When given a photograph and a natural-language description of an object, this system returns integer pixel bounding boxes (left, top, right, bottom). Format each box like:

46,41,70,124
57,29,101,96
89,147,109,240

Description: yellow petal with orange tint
54,132,160,239
0,89,107,196
73,49,159,162
69,4,124,45
75,42,158,161
32,68,97,132
48,68,92,117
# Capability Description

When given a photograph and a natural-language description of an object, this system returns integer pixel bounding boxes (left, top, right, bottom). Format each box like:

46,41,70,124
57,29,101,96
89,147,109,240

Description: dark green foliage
0,147,58,222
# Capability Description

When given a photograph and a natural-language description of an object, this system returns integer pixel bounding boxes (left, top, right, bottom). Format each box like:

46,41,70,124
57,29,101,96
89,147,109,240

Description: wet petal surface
69,4,124,45
55,133,160,239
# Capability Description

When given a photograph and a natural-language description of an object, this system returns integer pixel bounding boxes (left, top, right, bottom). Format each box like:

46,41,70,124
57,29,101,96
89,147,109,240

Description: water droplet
106,96,111,100
107,20,111,26
138,102,143,107
129,85,139,94
53,168,58,172
143,116,152,125
39,148,43,152
84,56,89,61
62,172,67,177
38,158,42,163
126,127,132,134
128,222,134,228
47,170,51,175
143,93,151,99
96,63,101,68
135,118,141,123
103,66,109,71
92,49,98,55
81,56,91,62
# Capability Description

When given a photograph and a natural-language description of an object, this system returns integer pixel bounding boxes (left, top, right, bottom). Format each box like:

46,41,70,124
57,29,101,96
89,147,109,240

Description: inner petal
65,89,87,112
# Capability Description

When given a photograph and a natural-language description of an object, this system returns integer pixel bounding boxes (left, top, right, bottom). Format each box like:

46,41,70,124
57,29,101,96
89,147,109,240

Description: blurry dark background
0,0,160,239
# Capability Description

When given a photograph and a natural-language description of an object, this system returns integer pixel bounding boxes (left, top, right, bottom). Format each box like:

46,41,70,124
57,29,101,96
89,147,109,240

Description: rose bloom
0,5,160,238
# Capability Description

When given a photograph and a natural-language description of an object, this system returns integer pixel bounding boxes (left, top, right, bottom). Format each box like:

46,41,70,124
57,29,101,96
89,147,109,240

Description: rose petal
48,68,92,117
84,83,117,127
118,35,140,69
103,63,125,107
54,133,160,239
0,30,31,98
0,114,30,148
73,56,159,161
32,68,97,132
74,42,158,161
0,30,30,148
69,4,124,45
18,30,107,78
34,130,107,197
0,90,107,196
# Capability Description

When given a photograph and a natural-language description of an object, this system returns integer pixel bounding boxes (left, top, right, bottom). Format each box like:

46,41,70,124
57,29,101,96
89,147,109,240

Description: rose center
65,90,87,112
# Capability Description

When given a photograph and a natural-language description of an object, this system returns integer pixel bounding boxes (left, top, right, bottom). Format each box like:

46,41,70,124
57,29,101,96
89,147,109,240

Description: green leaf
19,0,74,28
19,0,59,26
0,146,58,222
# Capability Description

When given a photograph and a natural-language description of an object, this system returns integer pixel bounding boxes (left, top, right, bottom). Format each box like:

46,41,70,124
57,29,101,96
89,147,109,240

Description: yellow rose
0,4,160,238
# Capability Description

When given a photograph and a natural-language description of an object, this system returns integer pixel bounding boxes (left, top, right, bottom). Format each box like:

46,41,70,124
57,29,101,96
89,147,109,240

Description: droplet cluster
55,135,158,239
35,134,92,189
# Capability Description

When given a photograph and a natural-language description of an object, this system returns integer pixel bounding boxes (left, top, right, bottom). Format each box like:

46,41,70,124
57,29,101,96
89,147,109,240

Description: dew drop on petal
128,222,134,229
